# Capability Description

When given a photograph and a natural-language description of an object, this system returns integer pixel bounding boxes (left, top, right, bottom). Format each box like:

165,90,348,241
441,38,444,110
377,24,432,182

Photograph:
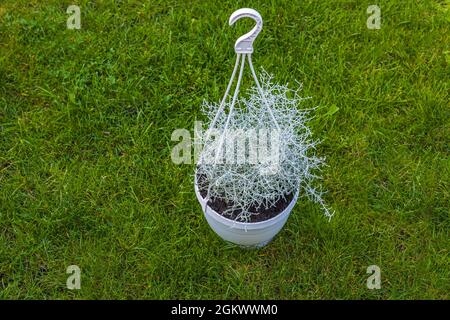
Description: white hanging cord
203,53,246,205
200,53,245,202
207,53,242,133
247,54,280,130
202,9,272,165
213,53,247,164
199,54,241,166
223,53,246,132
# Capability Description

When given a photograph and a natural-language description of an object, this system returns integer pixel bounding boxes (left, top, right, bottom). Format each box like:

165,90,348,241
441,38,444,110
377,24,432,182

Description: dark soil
197,173,294,223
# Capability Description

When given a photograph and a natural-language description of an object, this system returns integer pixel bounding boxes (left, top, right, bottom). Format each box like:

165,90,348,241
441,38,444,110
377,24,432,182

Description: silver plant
197,70,333,222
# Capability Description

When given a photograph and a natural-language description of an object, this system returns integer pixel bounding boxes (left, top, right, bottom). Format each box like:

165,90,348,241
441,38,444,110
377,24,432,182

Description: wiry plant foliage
197,70,333,222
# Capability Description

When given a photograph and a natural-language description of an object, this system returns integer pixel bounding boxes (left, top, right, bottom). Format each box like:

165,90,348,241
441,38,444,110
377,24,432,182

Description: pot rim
194,170,299,228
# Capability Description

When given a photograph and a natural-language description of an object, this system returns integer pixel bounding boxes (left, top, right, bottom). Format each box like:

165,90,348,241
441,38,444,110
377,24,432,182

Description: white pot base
194,175,299,248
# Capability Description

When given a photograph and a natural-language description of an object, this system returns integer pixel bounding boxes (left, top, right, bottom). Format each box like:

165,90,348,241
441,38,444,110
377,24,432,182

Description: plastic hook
229,8,263,54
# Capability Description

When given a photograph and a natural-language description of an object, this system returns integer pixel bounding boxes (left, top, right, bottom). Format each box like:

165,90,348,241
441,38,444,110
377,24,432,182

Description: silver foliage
197,70,333,222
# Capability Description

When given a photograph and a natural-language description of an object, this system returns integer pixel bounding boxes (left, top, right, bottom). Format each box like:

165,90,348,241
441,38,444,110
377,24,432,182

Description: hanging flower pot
195,8,333,248
195,175,300,248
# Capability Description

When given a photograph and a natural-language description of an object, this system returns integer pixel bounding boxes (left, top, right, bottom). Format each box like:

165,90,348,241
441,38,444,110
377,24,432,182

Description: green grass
0,0,449,299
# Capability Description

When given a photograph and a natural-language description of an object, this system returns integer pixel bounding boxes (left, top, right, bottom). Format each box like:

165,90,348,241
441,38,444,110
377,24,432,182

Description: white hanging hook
229,8,263,54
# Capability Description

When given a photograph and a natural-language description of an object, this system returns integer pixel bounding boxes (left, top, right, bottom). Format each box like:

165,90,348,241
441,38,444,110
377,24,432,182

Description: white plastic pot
194,176,299,248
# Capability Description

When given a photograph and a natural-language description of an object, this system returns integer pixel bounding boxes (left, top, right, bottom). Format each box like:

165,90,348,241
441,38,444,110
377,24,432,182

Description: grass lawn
0,0,449,299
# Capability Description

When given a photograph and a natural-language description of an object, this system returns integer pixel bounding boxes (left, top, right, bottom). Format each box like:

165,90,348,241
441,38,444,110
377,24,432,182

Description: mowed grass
0,0,448,299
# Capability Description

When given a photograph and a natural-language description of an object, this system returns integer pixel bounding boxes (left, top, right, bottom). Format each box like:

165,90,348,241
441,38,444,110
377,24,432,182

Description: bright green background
0,0,448,299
